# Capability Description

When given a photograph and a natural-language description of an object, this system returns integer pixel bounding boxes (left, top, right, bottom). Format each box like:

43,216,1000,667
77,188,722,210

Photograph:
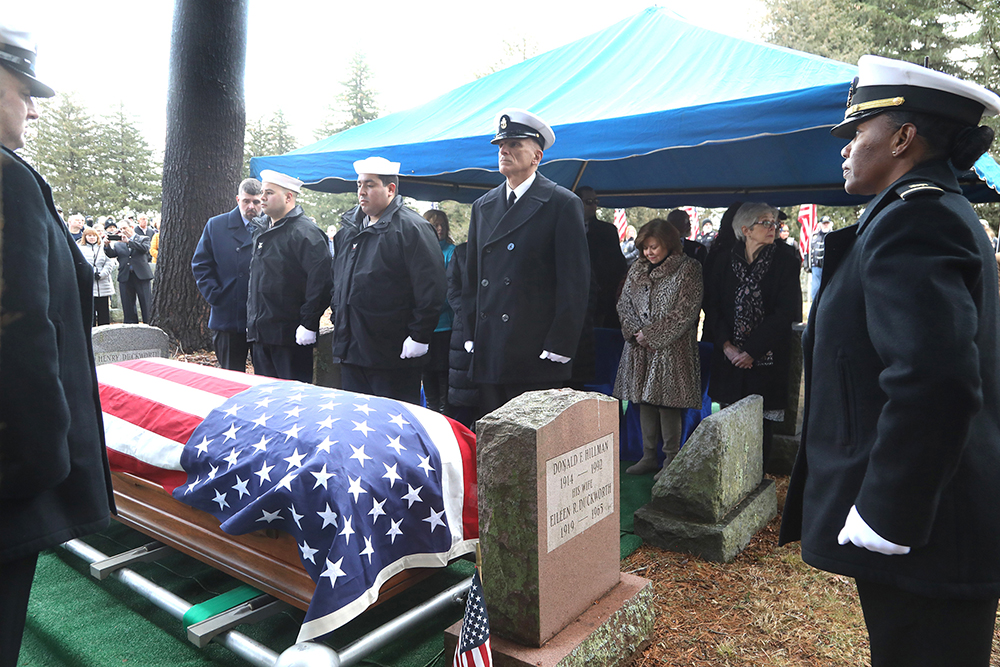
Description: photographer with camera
78,226,115,325
104,219,153,324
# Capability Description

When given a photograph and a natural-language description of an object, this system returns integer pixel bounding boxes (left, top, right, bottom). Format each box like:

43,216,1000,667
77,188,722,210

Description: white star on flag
353,420,375,437
223,448,240,469
250,435,270,453
223,423,240,441
195,436,212,455
311,464,335,489
320,557,346,588
255,461,274,484
283,424,303,441
360,536,375,564
283,448,306,470
317,437,337,453
347,475,367,502
350,444,372,467
402,484,424,508
382,462,402,488
276,472,297,491
424,507,446,532
339,516,355,545
255,396,274,409
257,508,282,524
212,489,229,510
222,403,240,418
354,403,374,416
388,413,409,427
300,541,319,564
317,503,339,528
386,435,407,455
251,414,270,428
290,504,304,530
232,475,250,498
317,416,338,430
418,455,435,476
369,497,387,523
285,405,303,418
387,518,403,544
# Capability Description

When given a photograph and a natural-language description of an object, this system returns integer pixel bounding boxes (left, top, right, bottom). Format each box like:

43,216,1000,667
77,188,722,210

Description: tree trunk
153,0,247,352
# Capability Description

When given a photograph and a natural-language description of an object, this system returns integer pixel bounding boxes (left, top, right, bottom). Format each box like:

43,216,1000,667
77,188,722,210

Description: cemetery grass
624,476,1000,667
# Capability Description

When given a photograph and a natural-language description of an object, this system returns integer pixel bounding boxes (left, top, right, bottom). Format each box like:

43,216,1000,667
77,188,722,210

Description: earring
892,150,897,156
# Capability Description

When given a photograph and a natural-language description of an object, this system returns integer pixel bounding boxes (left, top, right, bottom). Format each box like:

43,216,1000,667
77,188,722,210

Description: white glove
838,505,911,555
464,340,474,354
540,350,571,364
295,325,317,346
400,336,429,359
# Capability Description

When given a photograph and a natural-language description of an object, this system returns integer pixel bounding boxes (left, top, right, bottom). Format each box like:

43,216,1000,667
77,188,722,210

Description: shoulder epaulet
896,182,944,200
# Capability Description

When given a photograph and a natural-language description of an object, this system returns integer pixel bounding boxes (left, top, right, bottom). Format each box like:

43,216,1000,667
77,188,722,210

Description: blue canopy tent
251,6,1000,207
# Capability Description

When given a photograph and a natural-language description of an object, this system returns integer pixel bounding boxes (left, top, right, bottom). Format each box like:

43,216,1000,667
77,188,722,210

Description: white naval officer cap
259,169,303,193
491,108,556,150
353,156,401,176
0,23,55,98
831,55,1000,139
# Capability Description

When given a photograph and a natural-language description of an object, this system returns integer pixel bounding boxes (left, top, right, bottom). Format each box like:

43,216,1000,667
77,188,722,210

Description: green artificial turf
19,469,652,666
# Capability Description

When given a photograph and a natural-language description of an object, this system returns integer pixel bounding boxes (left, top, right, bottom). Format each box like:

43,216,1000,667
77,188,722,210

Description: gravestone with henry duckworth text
92,323,169,365
445,389,654,667
634,394,777,563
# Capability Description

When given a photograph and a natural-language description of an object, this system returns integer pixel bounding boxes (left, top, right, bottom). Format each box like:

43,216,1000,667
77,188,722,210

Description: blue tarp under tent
250,6,1000,208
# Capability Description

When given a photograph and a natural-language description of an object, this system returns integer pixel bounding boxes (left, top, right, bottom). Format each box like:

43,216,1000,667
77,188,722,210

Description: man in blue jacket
192,178,262,371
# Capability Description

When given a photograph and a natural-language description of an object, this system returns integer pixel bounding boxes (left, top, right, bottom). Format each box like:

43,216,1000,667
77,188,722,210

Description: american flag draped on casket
97,358,478,642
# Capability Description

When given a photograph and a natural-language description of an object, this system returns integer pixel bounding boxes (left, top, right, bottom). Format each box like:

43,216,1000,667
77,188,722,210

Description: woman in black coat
703,201,802,465
779,56,1000,667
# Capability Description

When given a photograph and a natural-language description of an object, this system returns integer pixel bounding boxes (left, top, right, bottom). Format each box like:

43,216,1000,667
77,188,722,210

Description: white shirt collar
505,171,536,203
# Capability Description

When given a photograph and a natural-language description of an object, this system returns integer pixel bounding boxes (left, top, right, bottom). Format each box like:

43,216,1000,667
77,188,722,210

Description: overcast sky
19,1,765,152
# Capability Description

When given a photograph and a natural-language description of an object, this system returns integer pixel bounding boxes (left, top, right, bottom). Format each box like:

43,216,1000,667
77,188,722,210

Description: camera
107,233,122,241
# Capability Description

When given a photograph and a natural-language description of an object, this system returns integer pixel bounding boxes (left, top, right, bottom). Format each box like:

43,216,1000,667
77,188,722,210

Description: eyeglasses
751,219,777,229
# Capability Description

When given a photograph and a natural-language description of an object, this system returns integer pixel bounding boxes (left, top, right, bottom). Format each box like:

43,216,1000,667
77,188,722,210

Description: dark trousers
480,381,561,415
855,579,999,667
251,343,313,383
213,330,251,372
93,295,111,326
120,276,152,324
341,363,422,405
0,552,38,667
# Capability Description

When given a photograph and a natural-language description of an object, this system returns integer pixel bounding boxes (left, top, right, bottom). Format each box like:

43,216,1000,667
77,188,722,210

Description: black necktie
507,191,516,210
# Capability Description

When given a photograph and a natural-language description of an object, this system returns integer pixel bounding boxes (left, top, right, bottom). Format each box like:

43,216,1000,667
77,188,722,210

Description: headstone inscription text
546,433,615,552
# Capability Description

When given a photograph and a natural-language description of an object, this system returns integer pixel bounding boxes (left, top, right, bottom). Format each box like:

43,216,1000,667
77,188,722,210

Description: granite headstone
92,324,169,365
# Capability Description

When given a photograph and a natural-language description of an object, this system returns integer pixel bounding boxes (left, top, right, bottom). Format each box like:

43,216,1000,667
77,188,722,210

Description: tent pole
570,161,590,192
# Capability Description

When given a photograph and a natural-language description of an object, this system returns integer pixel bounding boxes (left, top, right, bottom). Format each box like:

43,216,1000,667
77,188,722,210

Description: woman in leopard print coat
614,220,703,478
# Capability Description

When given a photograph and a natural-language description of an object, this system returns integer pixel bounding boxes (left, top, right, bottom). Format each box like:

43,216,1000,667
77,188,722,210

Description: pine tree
244,109,297,174
328,52,380,134
26,94,104,216
100,103,162,214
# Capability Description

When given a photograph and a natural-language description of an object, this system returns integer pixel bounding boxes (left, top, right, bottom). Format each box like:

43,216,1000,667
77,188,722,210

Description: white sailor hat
0,24,54,98
259,170,303,193
353,156,400,176
491,108,556,150
832,55,1000,139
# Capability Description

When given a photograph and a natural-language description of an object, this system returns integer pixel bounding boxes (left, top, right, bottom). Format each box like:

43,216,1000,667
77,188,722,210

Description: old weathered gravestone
634,394,776,563
445,389,653,667
92,324,169,365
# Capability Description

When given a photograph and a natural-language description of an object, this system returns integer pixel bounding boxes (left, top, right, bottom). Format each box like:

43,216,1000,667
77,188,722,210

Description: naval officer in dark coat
462,109,590,413
0,25,114,664
779,55,1000,667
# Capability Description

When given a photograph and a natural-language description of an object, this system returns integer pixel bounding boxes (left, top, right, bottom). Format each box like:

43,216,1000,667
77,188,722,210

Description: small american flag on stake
453,567,493,667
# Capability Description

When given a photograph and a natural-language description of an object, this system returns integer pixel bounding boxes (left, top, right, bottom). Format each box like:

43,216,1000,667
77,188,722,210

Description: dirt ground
624,476,1000,667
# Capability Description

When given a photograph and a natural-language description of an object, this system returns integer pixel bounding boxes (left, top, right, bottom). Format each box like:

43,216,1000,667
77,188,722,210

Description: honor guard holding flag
462,109,590,413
